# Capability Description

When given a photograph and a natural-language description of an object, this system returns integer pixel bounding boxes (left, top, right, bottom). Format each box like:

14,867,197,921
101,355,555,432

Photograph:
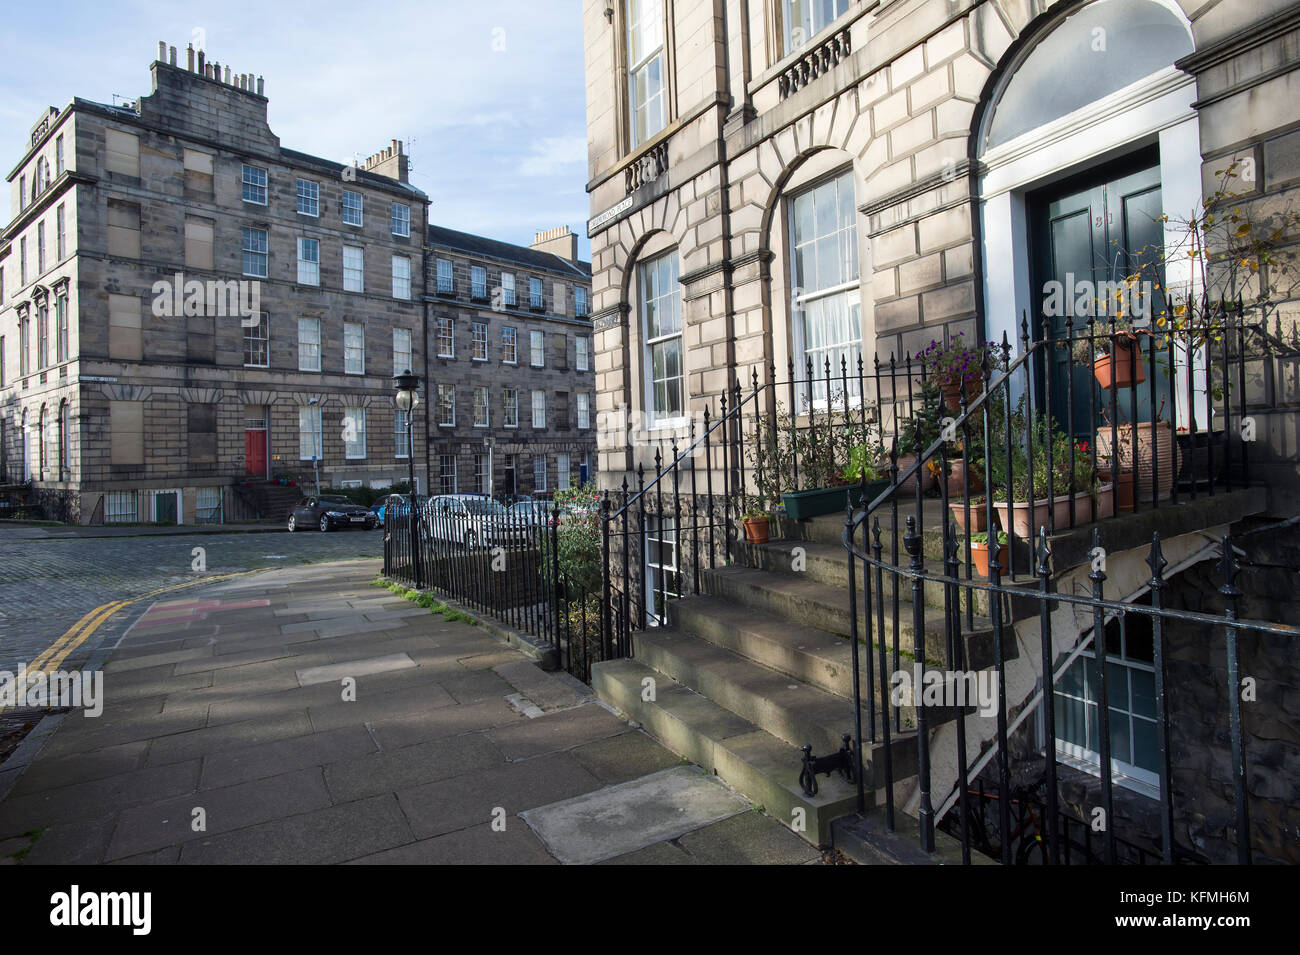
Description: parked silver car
425,495,529,548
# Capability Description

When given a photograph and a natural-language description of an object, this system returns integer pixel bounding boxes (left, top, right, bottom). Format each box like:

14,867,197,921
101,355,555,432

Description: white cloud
518,135,587,177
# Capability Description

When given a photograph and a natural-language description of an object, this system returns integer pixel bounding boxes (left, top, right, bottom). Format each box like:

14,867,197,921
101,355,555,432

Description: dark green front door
1032,153,1171,437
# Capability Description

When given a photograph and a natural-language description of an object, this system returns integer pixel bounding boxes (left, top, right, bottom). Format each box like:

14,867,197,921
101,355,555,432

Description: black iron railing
843,301,1299,865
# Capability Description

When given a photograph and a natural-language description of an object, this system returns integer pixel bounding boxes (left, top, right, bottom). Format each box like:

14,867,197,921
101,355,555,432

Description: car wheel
319,516,330,532
288,514,297,532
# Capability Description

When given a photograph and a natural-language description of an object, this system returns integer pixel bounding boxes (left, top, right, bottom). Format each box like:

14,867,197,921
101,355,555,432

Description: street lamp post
309,397,321,497
394,370,422,589
485,435,495,499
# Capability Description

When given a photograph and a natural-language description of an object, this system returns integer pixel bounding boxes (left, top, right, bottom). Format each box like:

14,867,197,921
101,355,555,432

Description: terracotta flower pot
742,516,769,545
1091,336,1147,390
944,458,985,498
894,453,938,493
993,491,1095,539
1095,422,1177,502
950,500,995,534
1097,470,1134,512
969,541,1008,578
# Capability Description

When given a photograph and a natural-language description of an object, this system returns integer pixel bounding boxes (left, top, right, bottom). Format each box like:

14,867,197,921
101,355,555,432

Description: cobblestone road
0,525,384,672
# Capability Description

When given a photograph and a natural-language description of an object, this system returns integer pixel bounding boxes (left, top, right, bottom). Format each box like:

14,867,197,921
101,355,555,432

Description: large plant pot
1091,337,1147,390
950,501,997,534
969,542,1009,578
1097,470,1134,513
781,479,890,520
1095,422,1177,502
894,454,938,494
742,516,770,545
944,458,985,498
993,491,1095,539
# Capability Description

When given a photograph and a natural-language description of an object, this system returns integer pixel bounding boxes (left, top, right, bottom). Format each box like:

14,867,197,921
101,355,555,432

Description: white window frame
626,0,667,148
575,286,589,317
395,409,411,459
533,456,547,492
437,317,455,358
473,386,490,428
501,272,516,306
436,258,453,294
241,163,268,205
298,317,321,372
299,405,323,461
471,265,487,299
242,227,269,278
342,189,363,226
640,249,685,428
472,322,488,361
296,178,320,217
788,168,862,409
438,384,456,427
343,407,367,460
781,0,850,56
243,311,270,368
391,202,410,237
529,277,544,309
557,452,570,490
531,390,546,429
297,237,320,286
576,336,589,371
344,322,365,375
504,388,519,428
440,454,458,494
530,330,545,368
502,326,517,364
393,327,413,376
343,245,365,293
577,392,591,429
392,254,411,300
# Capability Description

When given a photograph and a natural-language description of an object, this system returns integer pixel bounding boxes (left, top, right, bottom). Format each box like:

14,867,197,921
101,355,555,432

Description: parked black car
287,495,379,532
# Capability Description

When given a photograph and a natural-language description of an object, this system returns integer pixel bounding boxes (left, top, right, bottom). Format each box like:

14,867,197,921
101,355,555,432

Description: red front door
245,429,267,476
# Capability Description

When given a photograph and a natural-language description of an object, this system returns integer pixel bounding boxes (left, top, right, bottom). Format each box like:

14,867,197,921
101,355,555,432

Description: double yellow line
5,571,259,713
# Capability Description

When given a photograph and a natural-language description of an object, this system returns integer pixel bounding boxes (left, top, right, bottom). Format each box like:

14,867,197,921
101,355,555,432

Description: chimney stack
530,226,578,262
363,139,409,183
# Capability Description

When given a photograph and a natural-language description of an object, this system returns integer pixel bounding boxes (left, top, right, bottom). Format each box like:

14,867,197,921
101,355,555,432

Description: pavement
0,558,822,865
0,523,383,670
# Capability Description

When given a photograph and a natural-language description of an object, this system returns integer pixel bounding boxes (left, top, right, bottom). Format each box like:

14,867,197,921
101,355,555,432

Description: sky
0,0,592,261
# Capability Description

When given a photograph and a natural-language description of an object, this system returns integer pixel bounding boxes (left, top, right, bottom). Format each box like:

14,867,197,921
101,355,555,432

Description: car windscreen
465,500,508,517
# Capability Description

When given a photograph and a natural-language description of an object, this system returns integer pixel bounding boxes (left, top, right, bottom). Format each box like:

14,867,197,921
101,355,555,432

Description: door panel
245,429,267,476
1033,157,1168,438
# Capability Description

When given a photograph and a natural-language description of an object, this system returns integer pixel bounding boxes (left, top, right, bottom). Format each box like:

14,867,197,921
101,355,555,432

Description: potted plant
968,530,1009,578
917,333,991,413
741,499,770,545
950,493,996,534
991,409,1104,538
895,382,944,493
1072,316,1148,390
1094,400,1178,503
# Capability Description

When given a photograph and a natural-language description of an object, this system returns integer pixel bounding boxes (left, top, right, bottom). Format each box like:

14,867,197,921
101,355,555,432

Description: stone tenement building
423,225,594,497
583,0,1300,483
0,43,430,523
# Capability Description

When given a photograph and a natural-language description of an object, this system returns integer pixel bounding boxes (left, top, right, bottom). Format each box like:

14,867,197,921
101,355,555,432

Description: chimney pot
187,44,195,71
169,45,177,66
257,75,264,96
198,50,205,72
158,41,166,62
223,66,231,84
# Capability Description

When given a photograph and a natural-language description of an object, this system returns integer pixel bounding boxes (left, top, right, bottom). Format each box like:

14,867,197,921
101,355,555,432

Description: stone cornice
1176,5,1300,76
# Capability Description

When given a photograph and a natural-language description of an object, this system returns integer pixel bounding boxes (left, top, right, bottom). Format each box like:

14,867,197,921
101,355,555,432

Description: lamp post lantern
393,370,422,589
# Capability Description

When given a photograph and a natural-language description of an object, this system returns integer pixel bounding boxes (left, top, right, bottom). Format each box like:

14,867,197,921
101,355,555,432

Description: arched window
638,248,683,427
981,0,1194,153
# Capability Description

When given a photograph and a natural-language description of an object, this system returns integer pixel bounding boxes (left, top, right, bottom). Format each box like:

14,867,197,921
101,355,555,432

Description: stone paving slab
0,559,822,865
519,765,751,865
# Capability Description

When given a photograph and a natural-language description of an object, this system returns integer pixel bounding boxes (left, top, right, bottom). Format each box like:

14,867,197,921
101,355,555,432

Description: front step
748,538,1003,618
702,564,1016,672
830,808,997,865
594,658,875,844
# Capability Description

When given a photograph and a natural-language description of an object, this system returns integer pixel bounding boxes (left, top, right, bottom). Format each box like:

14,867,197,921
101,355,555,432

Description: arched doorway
976,0,1198,433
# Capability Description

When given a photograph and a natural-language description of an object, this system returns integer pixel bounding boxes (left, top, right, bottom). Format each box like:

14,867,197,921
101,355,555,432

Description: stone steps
593,658,912,845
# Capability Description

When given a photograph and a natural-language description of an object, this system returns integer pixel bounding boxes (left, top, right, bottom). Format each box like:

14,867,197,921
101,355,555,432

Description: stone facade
423,226,595,497
0,44,429,523
582,0,1300,500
